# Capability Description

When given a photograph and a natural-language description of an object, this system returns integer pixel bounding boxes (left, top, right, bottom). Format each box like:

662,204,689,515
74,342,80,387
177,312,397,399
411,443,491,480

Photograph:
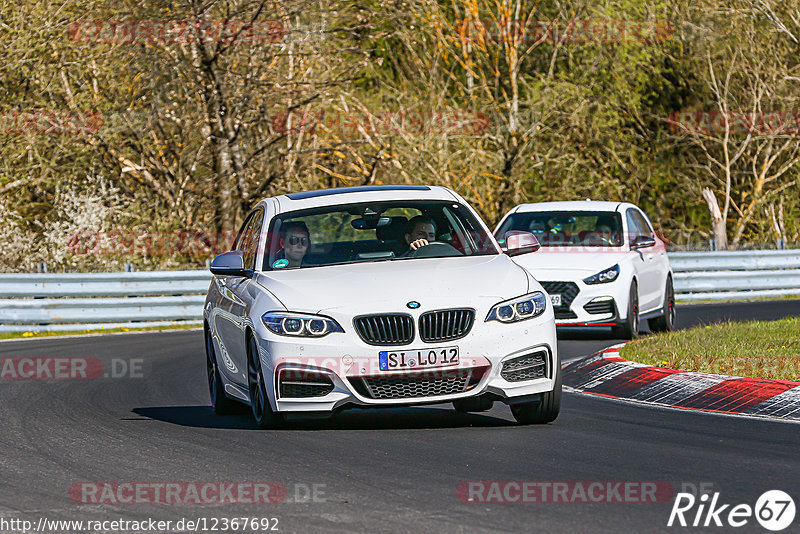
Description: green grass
678,295,800,305
620,317,800,381
0,323,201,341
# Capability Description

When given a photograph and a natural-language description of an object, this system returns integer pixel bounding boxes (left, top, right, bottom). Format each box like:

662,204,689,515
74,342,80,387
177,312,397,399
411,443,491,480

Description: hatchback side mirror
503,231,541,256
210,250,251,277
630,235,656,250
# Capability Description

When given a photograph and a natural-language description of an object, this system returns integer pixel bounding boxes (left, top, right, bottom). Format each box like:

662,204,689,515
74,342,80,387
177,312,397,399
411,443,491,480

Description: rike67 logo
668,490,796,531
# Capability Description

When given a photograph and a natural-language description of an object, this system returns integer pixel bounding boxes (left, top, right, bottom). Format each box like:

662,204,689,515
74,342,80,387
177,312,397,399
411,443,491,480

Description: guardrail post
777,238,785,250
37,262,48,273
205,259,212,270
709,238,717,251
124,263,134,272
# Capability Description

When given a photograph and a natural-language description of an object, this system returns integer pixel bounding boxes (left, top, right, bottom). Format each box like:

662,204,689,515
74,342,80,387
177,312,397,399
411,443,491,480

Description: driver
595,215,619,246
404,215,437,252
278,221,310,269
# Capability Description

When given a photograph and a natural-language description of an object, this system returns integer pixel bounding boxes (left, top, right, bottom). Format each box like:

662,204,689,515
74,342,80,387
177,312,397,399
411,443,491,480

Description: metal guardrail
670,250,800,302
0,271,211,332
0,250,798,332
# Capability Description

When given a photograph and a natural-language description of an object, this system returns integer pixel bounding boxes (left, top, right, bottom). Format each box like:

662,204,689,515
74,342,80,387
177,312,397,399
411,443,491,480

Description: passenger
404,215,437,253
278,221,310,268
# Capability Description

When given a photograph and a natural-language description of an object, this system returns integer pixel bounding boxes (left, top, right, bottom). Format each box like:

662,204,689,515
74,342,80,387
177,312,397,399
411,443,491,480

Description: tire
206,329,239,415
612,281,639,340
453,397,494,413
510,366,562,425
246,336,283,429
648,276,676,333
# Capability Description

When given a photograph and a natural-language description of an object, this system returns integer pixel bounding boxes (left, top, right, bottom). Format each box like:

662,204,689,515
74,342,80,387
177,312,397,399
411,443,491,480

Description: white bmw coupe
204,185,560,427
495,201,675,339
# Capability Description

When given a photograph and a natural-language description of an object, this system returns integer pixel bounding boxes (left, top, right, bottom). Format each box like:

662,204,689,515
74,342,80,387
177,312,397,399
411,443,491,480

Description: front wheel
247,336,283,429
612,281,639,340
206,330,239,415
510,366,562,425
648,277,676,333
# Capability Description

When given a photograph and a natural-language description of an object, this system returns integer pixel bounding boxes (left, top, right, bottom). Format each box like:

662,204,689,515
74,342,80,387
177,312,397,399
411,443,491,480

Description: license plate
550,294,562,306
379,346,459,371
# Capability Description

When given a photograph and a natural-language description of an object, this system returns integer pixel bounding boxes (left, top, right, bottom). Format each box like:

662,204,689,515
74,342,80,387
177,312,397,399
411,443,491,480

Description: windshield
496,211,624,247
263,200,499,270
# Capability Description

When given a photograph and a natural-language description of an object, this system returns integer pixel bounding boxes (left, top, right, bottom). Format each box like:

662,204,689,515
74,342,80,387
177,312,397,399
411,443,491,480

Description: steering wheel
410,241,463,258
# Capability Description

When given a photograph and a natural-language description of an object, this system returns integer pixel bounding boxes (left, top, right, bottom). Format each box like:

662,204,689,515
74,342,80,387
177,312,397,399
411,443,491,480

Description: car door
212,210,261,386
625,208,661,312
639,209,671,307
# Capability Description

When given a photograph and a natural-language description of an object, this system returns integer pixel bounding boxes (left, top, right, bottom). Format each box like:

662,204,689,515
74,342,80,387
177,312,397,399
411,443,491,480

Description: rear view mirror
503,231,541,256
351,216,391,230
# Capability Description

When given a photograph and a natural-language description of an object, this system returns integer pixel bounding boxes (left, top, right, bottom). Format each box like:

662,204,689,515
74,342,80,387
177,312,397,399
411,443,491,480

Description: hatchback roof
510,201,625,213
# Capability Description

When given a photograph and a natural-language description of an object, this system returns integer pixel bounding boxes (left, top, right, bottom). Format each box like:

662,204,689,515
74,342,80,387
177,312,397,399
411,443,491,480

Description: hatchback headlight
262,312,344,337
583,264,620,285
486,292,547,323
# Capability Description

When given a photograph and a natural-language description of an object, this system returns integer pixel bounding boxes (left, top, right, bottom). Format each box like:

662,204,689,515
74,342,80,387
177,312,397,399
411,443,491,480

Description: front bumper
538,278,628,326
252,314,558,413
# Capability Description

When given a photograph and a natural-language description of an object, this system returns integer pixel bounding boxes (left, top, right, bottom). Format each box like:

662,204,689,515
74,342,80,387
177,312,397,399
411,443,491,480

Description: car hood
254,255,529,314
512,249,630,278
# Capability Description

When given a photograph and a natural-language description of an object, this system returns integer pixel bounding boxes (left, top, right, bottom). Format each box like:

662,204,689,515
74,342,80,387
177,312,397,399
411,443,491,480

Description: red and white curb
562,344,800,420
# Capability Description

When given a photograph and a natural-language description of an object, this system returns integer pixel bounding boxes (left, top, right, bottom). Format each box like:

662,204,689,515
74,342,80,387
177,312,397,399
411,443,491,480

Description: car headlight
583,264,620,285
486,292,548,323
261,312,344,337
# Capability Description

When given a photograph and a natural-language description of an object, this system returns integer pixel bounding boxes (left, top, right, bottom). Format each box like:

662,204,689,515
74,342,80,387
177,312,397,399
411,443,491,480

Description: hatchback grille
584,299,615,315
539,281,579,319
419,308,474,343
354,314,414,346
351,370,481,400
501,351,548,382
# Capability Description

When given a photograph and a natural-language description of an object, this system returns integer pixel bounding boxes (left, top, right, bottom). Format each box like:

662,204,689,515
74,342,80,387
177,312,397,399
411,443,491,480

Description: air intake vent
352,370,480,399
584,299,615,315
419,309,475,343
501,351,548,382
354,314,414,346
278,370,334,398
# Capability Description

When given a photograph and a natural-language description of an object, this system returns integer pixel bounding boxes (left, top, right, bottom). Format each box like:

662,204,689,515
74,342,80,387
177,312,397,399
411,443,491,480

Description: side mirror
630,235,656,250
503,231,541,256
210,250,251,277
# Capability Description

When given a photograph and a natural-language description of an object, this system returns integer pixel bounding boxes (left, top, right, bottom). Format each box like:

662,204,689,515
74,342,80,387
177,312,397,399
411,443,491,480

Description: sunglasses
287,236,309,246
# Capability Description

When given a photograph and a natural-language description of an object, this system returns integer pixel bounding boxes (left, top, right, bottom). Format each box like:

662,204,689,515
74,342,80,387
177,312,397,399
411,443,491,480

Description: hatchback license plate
379,347,459,371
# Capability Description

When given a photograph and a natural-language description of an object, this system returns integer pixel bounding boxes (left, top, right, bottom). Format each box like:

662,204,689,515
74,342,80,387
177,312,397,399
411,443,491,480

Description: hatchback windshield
264,200,499,270
496,211,624,247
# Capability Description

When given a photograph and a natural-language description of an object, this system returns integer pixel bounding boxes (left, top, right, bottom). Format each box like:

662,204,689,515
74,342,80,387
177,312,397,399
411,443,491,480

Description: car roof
508,201,630,213
270,185,460,214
